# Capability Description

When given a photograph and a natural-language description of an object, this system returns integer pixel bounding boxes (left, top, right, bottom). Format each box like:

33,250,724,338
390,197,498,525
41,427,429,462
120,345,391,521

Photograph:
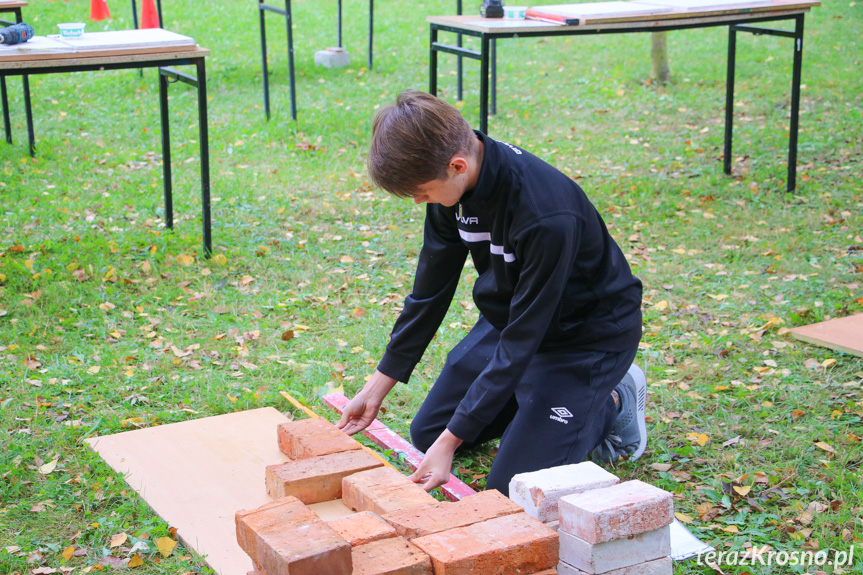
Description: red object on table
90,0,111,21
141,0,159,28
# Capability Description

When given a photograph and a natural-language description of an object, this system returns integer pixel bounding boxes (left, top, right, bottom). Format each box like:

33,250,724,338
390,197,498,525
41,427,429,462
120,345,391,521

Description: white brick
559,526,670,573
558,556,673,575
509,462,620,522
545,520,559,532
559,480,673,544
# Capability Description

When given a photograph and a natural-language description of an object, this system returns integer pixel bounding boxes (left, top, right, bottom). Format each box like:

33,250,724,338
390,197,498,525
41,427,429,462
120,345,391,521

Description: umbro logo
550,407,573,424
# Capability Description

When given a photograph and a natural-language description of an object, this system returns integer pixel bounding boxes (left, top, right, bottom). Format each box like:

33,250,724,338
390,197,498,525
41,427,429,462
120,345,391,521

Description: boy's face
411,155,470,207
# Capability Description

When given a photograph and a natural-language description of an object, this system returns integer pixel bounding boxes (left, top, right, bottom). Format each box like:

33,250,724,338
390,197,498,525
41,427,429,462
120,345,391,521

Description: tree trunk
651,32,670,85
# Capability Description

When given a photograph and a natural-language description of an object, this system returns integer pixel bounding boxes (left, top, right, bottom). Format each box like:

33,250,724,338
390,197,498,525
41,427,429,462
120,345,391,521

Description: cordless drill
0,22,34,45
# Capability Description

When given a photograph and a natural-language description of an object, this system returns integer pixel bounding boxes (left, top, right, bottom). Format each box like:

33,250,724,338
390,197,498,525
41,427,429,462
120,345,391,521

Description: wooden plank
85,408,296,575
322,392,477,502
790,314,863,358
0,1,28,8
0,46,209,68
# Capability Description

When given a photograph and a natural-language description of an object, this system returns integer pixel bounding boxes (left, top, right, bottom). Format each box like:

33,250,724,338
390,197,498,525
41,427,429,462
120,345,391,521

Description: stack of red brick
235,417,560,574
510,462,675,574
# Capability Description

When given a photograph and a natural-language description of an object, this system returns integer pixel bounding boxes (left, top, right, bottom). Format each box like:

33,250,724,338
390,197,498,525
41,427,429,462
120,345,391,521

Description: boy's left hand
409,428,463,492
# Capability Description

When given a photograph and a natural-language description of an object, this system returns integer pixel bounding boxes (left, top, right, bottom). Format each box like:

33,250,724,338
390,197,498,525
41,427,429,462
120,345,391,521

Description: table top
0,0,27,8
428,0,819,33
0,45,209,71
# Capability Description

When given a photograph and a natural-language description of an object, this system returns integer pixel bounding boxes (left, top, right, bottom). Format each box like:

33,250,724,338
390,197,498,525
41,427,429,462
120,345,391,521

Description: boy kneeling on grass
338,90,647,495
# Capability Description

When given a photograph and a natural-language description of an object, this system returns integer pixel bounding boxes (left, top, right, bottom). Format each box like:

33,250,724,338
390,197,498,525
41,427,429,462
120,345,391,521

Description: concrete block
559,480,673,544
326,510,397,546
559,525,671,573
558,555,673,575
315,47,350,68
352,537,433,575
266,449,383,504
277,417,362,459
509,462,620,523
235,495,352,575
545,520,560,532
411,512,559,575
343,467,437,515
382,489,523,539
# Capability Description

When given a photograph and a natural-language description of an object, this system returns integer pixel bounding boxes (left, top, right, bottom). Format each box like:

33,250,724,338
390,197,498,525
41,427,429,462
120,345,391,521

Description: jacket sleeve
377,205,469,383
447,213,582,442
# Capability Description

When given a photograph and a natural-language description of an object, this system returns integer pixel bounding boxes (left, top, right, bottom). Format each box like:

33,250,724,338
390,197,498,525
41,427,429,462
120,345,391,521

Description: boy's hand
409,429,463,492
337,370,397,435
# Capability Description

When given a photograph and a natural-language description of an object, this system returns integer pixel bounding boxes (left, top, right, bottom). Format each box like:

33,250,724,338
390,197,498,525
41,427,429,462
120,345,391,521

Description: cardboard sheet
790,314,863,357
86,408,304,575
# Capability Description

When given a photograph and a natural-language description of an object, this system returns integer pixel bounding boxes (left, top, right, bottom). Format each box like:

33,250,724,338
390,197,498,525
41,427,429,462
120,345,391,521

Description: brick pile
235,418,560,574
510,463,674,574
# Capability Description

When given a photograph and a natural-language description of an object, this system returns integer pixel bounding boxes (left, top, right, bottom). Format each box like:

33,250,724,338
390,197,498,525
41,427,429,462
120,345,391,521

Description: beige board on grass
85,407,354,575
790,313,863,358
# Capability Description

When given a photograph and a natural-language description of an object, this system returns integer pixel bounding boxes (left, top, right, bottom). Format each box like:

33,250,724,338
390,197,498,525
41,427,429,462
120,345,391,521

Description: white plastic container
504,5,527,18
57,23,86,38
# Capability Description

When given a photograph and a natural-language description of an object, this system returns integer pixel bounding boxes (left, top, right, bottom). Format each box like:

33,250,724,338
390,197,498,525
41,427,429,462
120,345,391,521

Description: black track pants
410,315,638,496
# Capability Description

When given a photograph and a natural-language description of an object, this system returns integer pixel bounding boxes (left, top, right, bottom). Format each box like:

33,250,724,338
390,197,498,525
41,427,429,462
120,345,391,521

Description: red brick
235,495,352,575
528,571,559,575
352,537,433,575
343,467,437,515
411,512,559,575
559,480,673,544
382,489,523,538
277,417,362,460
326,511,397,546
266,449,383,504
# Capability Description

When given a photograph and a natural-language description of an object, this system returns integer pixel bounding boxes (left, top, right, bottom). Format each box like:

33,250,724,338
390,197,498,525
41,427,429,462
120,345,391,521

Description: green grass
1,0,861,573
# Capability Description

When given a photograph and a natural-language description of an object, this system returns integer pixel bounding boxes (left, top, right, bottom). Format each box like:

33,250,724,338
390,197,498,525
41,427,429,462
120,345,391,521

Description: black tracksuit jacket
377,131,643,443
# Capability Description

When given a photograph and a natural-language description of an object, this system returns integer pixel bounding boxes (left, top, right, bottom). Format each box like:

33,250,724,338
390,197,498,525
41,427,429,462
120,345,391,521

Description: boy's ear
448,154,469,175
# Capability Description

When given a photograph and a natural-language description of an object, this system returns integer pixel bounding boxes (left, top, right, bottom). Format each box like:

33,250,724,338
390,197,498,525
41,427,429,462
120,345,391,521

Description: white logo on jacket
550,407,573,424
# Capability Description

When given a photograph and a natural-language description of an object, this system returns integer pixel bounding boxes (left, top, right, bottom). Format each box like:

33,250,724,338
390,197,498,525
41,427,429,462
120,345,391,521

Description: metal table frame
429,9,810,192
0,50,212,256
0,2,27,147
257,0,374,120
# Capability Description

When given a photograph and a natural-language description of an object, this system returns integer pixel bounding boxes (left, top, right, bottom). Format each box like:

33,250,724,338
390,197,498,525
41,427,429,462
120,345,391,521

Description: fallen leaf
175,254,195,267
156,537,177,557
722,525,740,533
814,441,836,454
212,305,230,314
650,463,673,472
792,409,805,418
280,330,295,341
38,460,58,475
61,546,75,561
109,533,127,548
674,512,694,524
87,366,101,374
733,485,751,496
128,555,144,568
686,432,709,446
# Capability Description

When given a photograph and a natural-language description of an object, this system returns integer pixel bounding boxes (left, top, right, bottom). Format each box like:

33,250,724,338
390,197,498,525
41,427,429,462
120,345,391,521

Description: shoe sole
628,363,648,460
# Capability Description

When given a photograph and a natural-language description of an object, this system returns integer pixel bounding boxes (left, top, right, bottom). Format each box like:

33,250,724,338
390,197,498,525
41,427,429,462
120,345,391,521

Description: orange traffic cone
141,0,160,28
90,0,111,21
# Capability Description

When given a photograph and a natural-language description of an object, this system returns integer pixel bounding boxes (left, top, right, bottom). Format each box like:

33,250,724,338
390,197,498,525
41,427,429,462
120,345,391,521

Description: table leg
196,60,212,258
156,0,164,27
1,77,10,144
723,25,737,176
286,0,297,121
429,26,438,96
457,0,463,102
259,0,271,120
491,39,497,116
787,14,805,193
158,70,174,231
368,0,374,69
131,0,139,29
338,0,343,47
24,74,34,157
479,35,490,133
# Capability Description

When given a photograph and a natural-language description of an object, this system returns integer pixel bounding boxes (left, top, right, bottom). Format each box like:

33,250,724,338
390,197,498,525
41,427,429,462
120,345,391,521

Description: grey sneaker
591,364,647,464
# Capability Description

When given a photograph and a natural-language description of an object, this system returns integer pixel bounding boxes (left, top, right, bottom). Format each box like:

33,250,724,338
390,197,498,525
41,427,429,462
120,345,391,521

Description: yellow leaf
109,533,128,548
616,88,625,96
707,294,729,301
733,485,751,496
654,300,668,311
212,254,227,265
87,365,101,374
722,525,740,533
822,358,837,368
99,302,116,311
62,546,75,561
686,432,709,446
340,255,354,263
156,537,178,557
38,459,58,475
814,441,836,454
128,554,144,568
176,254,195,267
675,512,694,524
227,394,238,404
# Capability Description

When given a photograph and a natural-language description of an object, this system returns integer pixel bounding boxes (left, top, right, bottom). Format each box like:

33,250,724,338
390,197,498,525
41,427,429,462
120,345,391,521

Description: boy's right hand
337,370,398,435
